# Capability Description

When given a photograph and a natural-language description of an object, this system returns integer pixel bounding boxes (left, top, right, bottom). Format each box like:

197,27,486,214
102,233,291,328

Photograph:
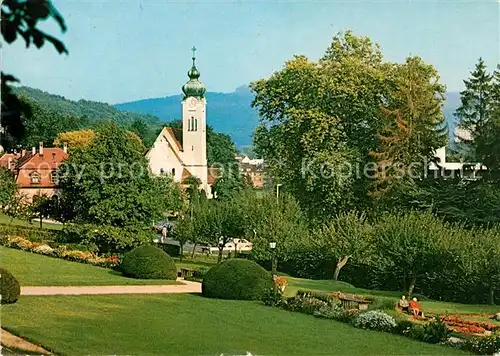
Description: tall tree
313,212,373,281
475,64,500,176
370,57,447,202
58,122,165,228
1,0,67,151
0,167,17,211
251,31,396,221
455,58,493,160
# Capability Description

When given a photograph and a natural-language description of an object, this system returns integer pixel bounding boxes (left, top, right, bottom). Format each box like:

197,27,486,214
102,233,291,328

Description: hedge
121,245,177,280
0,267,20,304
202,259,273,300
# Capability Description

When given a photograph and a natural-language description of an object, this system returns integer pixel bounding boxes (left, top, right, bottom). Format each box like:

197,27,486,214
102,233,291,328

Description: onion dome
182,46,206,99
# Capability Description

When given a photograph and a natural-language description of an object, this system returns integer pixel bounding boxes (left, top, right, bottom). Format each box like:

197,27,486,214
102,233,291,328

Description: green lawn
2,294,468,356
0,246,180,286
0,215,63,230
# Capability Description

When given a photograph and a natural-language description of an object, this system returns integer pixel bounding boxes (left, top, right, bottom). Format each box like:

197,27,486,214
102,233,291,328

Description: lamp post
276,184,282,202
269,241,277,276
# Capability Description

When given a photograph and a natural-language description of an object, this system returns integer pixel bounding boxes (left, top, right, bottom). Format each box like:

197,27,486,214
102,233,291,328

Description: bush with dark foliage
202,259,272,300
121,245,177,280
0,267,20,304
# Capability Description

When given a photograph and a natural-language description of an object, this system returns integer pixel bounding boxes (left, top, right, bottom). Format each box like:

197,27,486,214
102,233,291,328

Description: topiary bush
202,259,273,300
0,267,21,304
121,245,177,280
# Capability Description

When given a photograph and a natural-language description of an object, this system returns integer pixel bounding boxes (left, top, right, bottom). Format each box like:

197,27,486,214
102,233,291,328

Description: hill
115,85,259,148
14,86,163,129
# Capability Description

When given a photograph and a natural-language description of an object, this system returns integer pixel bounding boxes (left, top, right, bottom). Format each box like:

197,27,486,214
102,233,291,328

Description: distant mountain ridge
116,87,461,148
115,86,259,148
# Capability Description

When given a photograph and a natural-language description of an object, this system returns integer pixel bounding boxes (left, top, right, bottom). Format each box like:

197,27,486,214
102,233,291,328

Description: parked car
207,238,253,254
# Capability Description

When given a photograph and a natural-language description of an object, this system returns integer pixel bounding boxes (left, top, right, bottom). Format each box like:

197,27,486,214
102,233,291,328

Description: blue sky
4,0,499,104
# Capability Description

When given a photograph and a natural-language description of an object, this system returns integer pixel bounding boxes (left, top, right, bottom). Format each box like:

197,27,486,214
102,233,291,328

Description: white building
147,48,217,197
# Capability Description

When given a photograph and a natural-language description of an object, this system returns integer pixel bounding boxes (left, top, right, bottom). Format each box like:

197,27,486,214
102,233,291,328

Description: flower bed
0,235,120,269
441,315,500,335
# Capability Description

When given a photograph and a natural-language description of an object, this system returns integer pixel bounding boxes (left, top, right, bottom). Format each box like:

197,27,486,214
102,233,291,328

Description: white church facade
147,48,217,197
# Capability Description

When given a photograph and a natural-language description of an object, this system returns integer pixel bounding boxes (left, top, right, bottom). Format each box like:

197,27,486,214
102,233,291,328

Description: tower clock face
189,97,198,108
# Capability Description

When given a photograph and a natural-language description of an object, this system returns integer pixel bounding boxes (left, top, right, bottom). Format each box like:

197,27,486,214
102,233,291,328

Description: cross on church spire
191,46,197,63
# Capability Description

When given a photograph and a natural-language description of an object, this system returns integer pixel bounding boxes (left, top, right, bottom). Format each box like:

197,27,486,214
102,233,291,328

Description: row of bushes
57,224,155,254
262,289,500,355
0,223,58,242
0,235,120,269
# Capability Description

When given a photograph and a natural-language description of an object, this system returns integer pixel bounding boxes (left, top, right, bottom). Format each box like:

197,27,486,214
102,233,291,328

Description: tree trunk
39,216,43,229
191,243,197,258
489,285,495,305
407,275,416,298
218,246,223,263
179,243,184,262
333,256,350,281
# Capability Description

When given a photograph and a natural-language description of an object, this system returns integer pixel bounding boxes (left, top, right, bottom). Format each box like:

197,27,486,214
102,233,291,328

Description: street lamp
269,241,277,276
276,184,282,202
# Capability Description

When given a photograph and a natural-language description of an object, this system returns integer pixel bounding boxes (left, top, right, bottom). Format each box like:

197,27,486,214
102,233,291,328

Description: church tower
181,47,208,193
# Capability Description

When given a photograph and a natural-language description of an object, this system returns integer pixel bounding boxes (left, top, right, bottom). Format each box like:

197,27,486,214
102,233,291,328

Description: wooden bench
180,268,194,279
339,296,371,311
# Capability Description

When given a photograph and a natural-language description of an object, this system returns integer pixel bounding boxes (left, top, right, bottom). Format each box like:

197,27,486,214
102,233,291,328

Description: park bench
180,268,194,279
339,295,371,311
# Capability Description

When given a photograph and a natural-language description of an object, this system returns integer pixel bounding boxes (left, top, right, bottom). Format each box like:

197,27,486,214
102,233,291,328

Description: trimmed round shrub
202,259,273,300
1,267,21,304
121,245,177,280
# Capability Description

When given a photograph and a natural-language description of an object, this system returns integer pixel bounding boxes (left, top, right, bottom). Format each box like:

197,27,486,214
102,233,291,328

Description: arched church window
194,118,198,131
160,168,164,174
190,116,195,131
171,168,176,176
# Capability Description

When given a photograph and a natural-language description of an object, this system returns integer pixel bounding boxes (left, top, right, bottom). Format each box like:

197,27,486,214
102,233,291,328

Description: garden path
21,279,201,296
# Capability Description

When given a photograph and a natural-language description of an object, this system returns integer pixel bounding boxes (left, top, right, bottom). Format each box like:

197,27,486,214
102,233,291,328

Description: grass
0,246,180,286
0,215,63,230
1,294,468,356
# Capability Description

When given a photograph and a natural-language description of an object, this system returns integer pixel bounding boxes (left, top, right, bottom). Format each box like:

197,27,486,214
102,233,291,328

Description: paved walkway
21,279,201,296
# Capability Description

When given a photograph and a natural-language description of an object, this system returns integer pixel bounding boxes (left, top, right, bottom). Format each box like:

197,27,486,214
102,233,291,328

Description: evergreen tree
475,64,500,176
455,58,493,160
370,56,447,202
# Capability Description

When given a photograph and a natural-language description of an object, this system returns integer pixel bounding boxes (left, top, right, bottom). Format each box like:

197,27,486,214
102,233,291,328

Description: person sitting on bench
398,295,409,313
409,297,424,318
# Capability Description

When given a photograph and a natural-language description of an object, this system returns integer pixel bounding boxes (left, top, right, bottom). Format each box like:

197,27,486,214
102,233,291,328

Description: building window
171,168,175,176
50,171,59,184
194,118,198,131
30,172,41,185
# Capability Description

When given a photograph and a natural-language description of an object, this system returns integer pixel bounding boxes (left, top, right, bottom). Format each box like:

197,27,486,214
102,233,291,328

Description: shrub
408,324,426,341
0,267,20,304
121,245,177,280
202,259,273,300
369,298,396,311
313,304,352,322
422,317,452,344
463,335,500,355
156,243,180,257
353,310,397,332
59,224,154,254
185,268,208,283
296,290,339,306
283,295,329,314
393,320,415,335
261,288,284,307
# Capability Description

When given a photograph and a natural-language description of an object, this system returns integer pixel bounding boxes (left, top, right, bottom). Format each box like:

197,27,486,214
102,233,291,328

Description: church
146,48,217,197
